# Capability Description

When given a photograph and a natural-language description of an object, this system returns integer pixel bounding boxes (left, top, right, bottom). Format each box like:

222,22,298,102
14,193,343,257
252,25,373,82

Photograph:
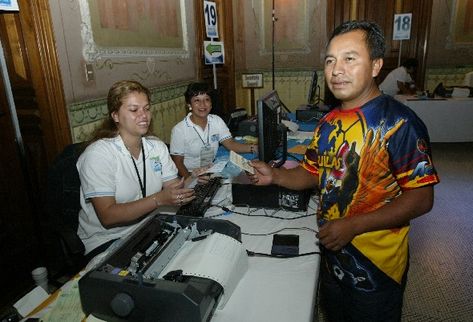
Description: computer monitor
257,90,287,167
307,70,320,106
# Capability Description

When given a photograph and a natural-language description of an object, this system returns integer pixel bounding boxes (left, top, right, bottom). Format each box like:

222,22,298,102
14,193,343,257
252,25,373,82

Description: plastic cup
31,266,49,293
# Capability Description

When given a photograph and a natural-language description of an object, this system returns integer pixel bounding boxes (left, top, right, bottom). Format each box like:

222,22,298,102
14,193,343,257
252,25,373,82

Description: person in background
463,70,473,87
170,82,257,179
379,58,418,96
77,80,195,257
249,21,439,321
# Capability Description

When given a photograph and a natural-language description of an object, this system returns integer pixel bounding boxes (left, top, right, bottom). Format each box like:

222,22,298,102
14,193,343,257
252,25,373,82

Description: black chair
45,143,86,276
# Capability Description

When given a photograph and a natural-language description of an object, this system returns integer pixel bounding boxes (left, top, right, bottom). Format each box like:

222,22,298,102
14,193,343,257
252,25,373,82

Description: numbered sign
204,1,219,39
0,0,19,11
393,13,412,40
204,40,224,65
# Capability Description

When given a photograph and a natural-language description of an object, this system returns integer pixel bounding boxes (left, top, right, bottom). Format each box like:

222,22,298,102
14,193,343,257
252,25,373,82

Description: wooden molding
19,0,71,162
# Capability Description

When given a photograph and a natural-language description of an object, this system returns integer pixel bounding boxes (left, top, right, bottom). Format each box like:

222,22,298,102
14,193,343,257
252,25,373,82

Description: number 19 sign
204,1,219,39
393,13,412,40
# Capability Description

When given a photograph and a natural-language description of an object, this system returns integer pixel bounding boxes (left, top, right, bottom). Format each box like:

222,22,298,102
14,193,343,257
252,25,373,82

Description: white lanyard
193,123,214,166
192,123,210,146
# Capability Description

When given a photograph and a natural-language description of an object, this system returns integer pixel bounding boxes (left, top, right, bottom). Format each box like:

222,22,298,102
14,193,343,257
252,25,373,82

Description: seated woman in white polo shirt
170,82,256,179
77,80,195,257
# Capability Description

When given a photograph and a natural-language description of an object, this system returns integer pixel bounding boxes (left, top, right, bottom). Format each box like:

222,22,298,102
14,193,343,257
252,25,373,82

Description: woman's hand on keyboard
161,177,195,206
196,173,211,184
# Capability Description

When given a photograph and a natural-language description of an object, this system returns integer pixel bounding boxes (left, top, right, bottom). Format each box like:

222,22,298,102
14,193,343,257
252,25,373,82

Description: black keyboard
176,177,222,217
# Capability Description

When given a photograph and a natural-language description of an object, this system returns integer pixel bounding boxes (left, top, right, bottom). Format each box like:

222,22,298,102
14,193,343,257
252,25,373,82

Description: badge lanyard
192,123,210,146
193,123,214,166
130,143,146,198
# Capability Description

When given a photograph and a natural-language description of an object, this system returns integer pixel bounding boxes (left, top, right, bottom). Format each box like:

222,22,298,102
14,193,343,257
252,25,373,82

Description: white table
23,184,320,322
208,183,320,322
395,95,473,142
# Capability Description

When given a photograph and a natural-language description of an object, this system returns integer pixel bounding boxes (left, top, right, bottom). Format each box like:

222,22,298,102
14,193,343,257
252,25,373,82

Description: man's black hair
328,20,386,60
401,58,418,69
184,82,213,104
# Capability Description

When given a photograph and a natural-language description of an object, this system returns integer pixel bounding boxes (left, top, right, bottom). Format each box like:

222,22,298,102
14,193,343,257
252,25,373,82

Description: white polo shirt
463,71,473,87
76,135,178,254
379,66,413,96
170,113,232,171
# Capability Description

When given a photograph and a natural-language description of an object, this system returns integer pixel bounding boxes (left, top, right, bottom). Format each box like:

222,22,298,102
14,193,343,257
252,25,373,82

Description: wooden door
0,0,70,306
0,11,43,307
327,0,432,89
194,0,236,121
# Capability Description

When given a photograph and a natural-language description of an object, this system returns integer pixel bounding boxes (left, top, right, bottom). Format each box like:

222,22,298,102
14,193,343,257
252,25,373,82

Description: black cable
241,226,318,236
215,205,315,220
247,250,320,258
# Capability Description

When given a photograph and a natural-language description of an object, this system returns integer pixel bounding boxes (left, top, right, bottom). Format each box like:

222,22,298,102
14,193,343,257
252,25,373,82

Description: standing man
249,21,439,321
379,58,418,96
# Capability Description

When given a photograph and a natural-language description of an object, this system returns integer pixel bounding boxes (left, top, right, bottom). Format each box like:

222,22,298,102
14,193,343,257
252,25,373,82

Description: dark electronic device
227,108,248,136
296,70,328,122
296,107,327,122
79,214,241,322
235,117,258,137
176,177,222,217
307,69,320,107
271,234,299,256
231,174,312,211
257,90,287,168
228,109,258,137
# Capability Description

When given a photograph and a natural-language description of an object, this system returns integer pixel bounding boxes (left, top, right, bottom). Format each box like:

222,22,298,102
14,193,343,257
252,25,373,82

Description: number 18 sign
393,13,412,40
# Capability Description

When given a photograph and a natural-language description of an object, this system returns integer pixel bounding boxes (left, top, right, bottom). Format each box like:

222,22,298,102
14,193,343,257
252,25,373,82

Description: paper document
229,151,254,174
41,279,85,322
14,286,49,317
281,119,299,132
287,131,314,141
205,160,228,174
160,232,248,308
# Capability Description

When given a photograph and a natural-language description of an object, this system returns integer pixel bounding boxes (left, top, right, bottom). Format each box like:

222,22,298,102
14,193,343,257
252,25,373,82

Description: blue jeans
319,256,408,322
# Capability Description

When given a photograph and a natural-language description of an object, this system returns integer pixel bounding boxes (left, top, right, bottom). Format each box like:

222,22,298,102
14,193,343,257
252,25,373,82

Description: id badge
200,145,214,167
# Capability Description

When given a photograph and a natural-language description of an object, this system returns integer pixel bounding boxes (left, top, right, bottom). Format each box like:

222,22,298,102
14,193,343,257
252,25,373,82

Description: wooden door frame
0,0,70,301
194,0,236,117
326,0,432,90
17,0,71,162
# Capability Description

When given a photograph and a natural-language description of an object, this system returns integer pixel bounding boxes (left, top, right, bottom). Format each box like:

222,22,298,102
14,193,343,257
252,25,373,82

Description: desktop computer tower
232,183,280,209
231,175,312,211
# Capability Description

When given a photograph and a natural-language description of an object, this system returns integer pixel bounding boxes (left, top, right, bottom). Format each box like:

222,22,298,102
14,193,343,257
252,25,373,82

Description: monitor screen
257,90,287,167
307,70,319,106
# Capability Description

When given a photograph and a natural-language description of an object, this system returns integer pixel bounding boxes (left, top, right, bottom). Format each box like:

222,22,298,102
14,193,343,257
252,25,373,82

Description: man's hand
317,217,357,251
248,160,273,185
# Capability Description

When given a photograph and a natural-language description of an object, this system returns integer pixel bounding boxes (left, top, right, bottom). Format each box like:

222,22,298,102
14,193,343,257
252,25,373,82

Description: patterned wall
69,67,473,144
234,67,473,111
235,70,325,114
425,66,473,91
68,82,188,144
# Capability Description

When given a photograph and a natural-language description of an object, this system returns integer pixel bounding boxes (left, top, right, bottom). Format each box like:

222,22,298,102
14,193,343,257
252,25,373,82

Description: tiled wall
425,66,473,92
234,67,472,111
68,67,472,144
235,70,325,114
68,83,188,144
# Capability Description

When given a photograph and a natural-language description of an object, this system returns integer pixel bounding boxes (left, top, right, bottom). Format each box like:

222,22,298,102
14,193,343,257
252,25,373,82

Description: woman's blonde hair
86,80,153,146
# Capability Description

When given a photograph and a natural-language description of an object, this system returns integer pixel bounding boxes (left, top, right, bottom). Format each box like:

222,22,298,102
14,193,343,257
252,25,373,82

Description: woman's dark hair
86,80,152,146
328,20,386,60
184,82,213,104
